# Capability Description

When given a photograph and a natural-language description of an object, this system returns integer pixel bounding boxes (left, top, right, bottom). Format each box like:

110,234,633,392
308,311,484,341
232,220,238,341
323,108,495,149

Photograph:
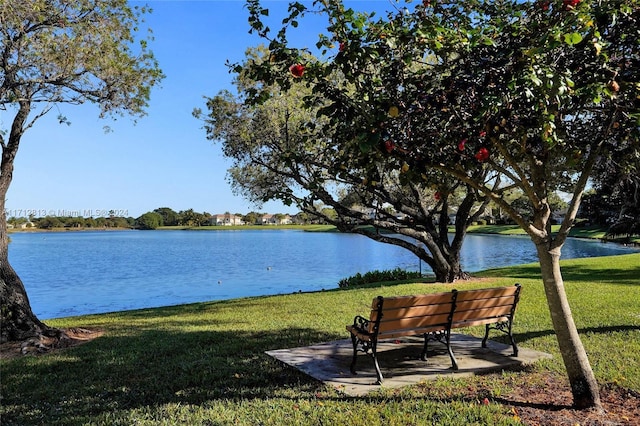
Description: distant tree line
6,207,321,231
8,185,635,234
8,215,134,230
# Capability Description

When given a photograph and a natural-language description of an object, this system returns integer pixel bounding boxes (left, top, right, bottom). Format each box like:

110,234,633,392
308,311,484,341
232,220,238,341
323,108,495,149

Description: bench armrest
350,315,371,335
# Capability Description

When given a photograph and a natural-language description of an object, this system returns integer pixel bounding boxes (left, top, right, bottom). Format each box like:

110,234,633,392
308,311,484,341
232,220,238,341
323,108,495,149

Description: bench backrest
450,285,521,328
367,285,521,339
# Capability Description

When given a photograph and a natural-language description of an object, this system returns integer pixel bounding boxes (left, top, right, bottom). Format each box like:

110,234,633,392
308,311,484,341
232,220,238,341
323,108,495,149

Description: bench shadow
513,324,640,344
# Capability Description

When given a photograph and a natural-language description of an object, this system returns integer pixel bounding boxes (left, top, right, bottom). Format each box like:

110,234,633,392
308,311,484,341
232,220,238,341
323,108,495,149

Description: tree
66,216,86,228
199,48,493,282
136,211,163,230
177,208,207,227
241,0,639,410
154,207,179,226
0,0,163,343
243,211,262,225
35,215,63,229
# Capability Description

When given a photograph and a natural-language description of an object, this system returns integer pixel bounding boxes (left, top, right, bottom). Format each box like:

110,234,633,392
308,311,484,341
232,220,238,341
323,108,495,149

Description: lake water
9,229,638,319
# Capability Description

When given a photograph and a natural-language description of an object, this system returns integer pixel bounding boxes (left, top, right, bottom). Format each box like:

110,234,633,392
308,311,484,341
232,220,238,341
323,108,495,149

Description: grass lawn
1,253,639,425
464,224,640,244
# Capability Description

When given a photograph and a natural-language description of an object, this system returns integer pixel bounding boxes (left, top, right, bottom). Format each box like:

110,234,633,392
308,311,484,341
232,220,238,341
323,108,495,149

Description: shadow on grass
511,324,640,347
4,321,636,424
1,327,338,425
480,263,640,285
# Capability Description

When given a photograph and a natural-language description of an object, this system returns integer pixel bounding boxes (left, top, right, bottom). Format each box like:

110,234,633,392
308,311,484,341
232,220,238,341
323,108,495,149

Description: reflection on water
9,230,637,319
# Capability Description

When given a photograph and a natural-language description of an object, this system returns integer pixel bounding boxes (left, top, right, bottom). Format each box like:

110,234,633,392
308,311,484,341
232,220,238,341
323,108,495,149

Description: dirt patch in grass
491,373,640,425
0,327,103,359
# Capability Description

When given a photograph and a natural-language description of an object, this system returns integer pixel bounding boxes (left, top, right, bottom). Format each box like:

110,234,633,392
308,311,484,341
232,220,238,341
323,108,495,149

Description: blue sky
5,0,394,219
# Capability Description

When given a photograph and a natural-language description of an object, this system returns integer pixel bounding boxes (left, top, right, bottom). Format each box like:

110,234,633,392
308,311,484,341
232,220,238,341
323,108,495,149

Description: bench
346,284,522,383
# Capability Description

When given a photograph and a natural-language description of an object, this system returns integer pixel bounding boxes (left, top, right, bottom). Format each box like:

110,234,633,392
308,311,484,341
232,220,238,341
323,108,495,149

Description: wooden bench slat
455,296,516,312
378,313,451,333
370,302,454,323
378,327,447,339
453,305,513,321
454,286,519,302
451,317,509,329
373,292,452,309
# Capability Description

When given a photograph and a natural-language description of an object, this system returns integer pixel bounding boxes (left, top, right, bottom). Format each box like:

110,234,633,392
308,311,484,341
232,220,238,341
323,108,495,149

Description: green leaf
563,33,583,45
531,75,543,86
482,37,495,46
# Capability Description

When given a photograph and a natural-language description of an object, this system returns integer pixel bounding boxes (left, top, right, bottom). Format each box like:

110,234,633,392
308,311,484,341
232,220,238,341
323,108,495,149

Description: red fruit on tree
289,63,305,78
563,0,580,10
475,147,490,162
384,140,395,153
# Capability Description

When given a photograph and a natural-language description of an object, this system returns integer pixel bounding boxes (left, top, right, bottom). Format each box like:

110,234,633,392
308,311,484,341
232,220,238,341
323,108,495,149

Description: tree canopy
199,46,498,282
239,0,639,410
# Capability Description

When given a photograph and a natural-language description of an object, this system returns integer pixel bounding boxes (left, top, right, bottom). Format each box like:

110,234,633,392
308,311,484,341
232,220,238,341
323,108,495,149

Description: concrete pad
266,334,552,396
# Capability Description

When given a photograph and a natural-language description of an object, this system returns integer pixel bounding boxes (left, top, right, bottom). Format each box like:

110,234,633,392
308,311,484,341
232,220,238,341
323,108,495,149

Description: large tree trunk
535,243,603,411
0,101,57,343
0,246,51,343
426,251,462,283
0,174,52,343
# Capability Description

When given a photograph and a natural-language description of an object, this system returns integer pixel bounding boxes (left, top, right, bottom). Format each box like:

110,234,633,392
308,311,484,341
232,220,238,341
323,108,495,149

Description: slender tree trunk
535,243,603,411
0,101,56,343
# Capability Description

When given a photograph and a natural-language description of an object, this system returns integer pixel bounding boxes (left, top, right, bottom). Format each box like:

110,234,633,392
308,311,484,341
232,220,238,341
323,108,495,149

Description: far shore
8,223,639,245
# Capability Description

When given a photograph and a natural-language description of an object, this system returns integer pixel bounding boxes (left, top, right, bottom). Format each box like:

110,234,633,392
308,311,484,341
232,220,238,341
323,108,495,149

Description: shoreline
9,223,639,246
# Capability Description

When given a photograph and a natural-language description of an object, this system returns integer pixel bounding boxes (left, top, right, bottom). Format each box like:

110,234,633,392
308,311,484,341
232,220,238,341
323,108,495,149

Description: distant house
261,214,292,225
277,214,292,225
261,214,275,225
212,213,245,226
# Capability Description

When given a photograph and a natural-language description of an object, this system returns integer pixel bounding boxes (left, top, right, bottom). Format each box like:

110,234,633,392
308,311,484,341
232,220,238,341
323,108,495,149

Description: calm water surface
9,229,638,319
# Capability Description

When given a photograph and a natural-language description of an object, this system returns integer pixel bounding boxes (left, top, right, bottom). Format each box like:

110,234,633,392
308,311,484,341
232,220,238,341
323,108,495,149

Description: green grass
1,253,639,425
464,224,640,244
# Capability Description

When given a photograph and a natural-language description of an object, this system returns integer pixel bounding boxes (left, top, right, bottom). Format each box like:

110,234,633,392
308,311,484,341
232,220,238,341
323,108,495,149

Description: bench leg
482,322,519,357
422,331,458,370
508,321,519,357
420,333,429,361
349,334,384,383
446,330,459,370
349,333,359,375
370,340,384,384
481,324,491,349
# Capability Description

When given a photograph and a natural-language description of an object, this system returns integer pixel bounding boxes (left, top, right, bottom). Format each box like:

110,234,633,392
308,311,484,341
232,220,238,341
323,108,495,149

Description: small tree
0,0,163,343
242,0,639,410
